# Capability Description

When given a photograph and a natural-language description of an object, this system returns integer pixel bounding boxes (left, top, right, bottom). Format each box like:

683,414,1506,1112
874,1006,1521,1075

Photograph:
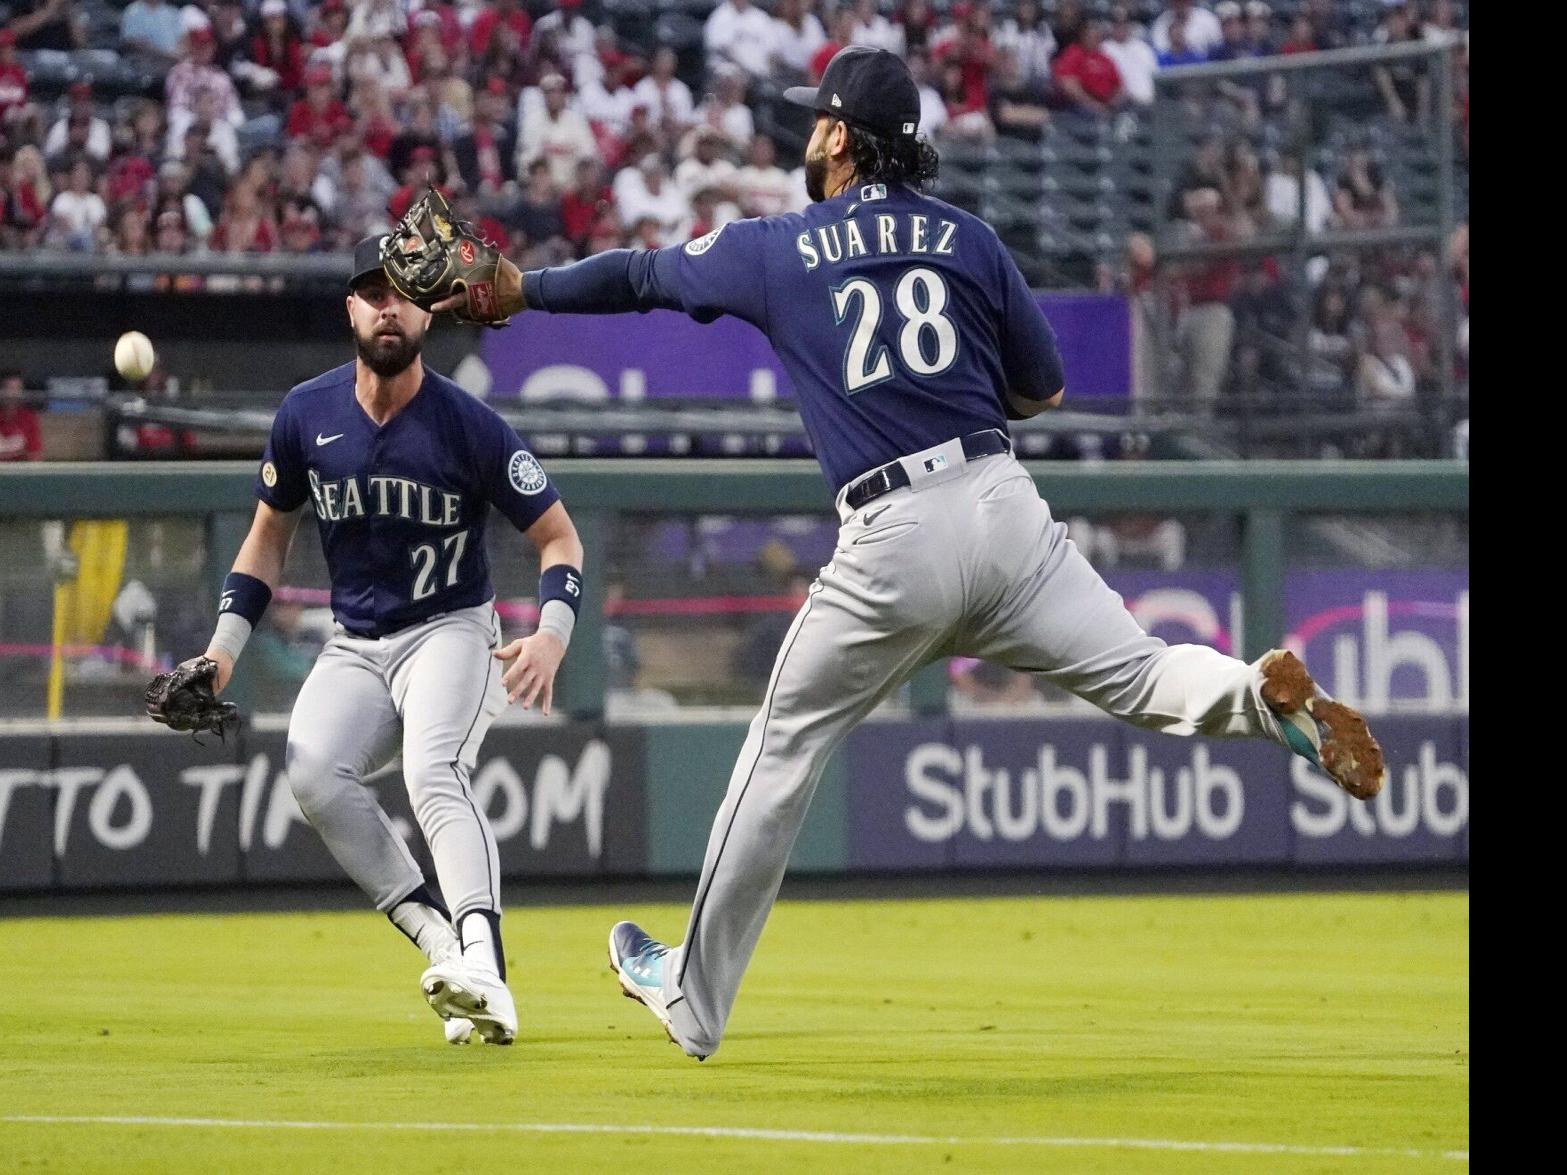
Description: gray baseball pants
662,440,1288,1057
284,601,507,924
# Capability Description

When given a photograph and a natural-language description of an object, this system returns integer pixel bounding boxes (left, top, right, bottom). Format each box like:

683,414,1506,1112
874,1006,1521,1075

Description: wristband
208,612,253,664
536,599,575,650
538,565,582,616
536,565,582,651
219,572,272,626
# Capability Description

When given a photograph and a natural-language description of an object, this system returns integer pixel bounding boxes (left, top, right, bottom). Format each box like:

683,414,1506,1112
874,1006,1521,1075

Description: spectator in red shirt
418,0,466,58
0,29,28,123
560,158,613,252
352,76,400,160
0,369,42,462
470,0,532,59
287,66,352,148
934,3,997,112
897,0,940,55
1175,187,1242,411
251,0,306,97
1279,14,1315,54
310,0,349,50
2,144,50,248
209,181,278,253
1051,19,1123,113
812,6,855,82
386,146,451,222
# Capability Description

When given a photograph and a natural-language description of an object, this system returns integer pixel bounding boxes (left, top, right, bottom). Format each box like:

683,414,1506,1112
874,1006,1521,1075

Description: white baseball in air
114,331,156,382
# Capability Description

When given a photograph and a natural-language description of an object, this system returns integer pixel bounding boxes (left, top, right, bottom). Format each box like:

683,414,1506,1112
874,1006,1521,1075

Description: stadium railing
0,458,1469,721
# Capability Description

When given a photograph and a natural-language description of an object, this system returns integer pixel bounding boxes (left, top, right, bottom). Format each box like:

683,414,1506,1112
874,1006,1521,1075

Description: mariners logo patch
508,450,548,495
261,461,277,488
685,225,725,256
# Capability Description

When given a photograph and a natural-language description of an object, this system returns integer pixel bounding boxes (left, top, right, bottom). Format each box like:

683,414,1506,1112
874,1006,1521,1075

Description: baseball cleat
421,959,517,1046
608,921,707,1061
1260,649,1387,800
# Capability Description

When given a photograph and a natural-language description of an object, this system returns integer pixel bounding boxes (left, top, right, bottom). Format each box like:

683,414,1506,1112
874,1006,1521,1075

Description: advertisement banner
1284,570,1468,715
1100,568,1469,715
52,731,246,888
481,294,1131,402
847,717,1468,870
0,724,646,893
0,735,56,891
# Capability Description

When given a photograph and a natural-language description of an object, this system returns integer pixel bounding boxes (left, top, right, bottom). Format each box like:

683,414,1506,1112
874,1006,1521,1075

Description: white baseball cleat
421,959,517,1046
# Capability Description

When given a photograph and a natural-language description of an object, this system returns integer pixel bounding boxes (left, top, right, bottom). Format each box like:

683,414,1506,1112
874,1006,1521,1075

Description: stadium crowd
0,0,1467,268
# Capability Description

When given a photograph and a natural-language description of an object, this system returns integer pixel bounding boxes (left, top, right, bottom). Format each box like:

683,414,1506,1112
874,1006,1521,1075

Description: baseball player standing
181,237,584,1046
428,48,1387,1060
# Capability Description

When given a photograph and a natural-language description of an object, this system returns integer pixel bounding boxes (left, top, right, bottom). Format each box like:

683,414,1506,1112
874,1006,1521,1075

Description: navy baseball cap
348,234,387,290
783,46,921,140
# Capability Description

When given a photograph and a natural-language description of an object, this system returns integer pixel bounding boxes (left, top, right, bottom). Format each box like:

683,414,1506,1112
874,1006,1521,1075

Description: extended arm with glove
145,657,239,741
381,189,526,327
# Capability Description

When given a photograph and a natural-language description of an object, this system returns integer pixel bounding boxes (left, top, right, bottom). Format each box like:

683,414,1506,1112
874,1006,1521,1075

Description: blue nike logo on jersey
316,432,345,446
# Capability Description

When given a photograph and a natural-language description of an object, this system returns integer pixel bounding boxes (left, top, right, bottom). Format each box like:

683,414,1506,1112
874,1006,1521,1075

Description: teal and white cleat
608,921,706,1060
421,959,516,1046
1260,649,1388,801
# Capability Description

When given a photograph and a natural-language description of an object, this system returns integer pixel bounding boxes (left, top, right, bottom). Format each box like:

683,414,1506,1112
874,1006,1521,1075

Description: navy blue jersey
257,362,561,637
527,182,1063,491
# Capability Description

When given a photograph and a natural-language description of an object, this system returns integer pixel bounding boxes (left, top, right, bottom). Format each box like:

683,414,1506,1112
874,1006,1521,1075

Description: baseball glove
381,189,521,328
145,657,240,743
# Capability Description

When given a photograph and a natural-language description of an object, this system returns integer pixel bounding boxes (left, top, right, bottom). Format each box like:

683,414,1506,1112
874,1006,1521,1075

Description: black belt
844,430,1012,512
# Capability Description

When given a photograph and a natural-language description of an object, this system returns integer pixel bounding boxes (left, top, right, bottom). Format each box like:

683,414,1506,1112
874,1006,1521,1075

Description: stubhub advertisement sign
847,717,1468,870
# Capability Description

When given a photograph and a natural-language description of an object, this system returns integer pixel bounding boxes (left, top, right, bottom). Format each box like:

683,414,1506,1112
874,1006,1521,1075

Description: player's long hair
839,119,941,191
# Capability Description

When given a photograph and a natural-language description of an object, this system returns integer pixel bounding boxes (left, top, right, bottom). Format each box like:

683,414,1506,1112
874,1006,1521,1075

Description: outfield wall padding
0,716,1467,893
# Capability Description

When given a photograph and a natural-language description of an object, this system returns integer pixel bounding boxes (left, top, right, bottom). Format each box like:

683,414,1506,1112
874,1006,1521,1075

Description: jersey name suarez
650,182,1063,491
257,363,559,638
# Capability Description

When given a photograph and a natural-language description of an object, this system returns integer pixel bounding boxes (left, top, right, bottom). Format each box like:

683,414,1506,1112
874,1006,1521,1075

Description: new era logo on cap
782,48,921,143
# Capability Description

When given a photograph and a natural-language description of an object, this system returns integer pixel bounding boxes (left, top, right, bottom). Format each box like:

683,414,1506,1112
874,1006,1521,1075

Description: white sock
389,899,459,964
458,909,505,979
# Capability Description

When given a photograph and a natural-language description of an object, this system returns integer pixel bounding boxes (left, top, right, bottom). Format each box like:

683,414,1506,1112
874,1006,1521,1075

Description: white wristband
208,612,254,664
537,598,575,650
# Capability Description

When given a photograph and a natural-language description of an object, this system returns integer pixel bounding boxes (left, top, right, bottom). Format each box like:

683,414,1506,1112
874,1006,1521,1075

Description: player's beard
804,145,830,203
355,322,423,377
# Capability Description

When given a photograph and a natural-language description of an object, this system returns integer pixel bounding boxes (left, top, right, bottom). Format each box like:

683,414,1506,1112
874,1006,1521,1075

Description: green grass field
0,890,1467,1173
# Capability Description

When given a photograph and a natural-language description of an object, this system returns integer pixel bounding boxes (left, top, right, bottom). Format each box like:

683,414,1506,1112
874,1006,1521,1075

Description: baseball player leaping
418,48,1387,1061
167,238,584,1046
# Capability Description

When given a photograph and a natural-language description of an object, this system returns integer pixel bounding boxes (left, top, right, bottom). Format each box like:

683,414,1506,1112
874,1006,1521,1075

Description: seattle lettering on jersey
795,212,959,271
307,469,463,527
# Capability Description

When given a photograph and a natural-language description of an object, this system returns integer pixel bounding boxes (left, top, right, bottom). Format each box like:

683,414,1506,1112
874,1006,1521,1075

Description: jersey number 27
831,267,959,394
411,531,469,601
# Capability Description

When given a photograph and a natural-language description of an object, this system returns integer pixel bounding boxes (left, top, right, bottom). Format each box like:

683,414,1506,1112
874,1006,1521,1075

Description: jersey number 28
831,267,959,394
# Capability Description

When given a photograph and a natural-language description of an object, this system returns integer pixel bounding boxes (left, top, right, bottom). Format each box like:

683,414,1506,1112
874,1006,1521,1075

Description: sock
458,909,505,980
388,883,459,963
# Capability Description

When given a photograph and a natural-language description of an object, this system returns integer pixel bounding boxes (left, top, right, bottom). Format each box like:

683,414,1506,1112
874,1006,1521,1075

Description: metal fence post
909,661,948,716
1240,508,1286,660
559,508,607,720
205,509,253,714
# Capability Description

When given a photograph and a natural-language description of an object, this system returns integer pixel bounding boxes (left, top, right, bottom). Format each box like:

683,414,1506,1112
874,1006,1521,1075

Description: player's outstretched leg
962,463,1386,799
390,605,516,1045
622,535,949,1060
